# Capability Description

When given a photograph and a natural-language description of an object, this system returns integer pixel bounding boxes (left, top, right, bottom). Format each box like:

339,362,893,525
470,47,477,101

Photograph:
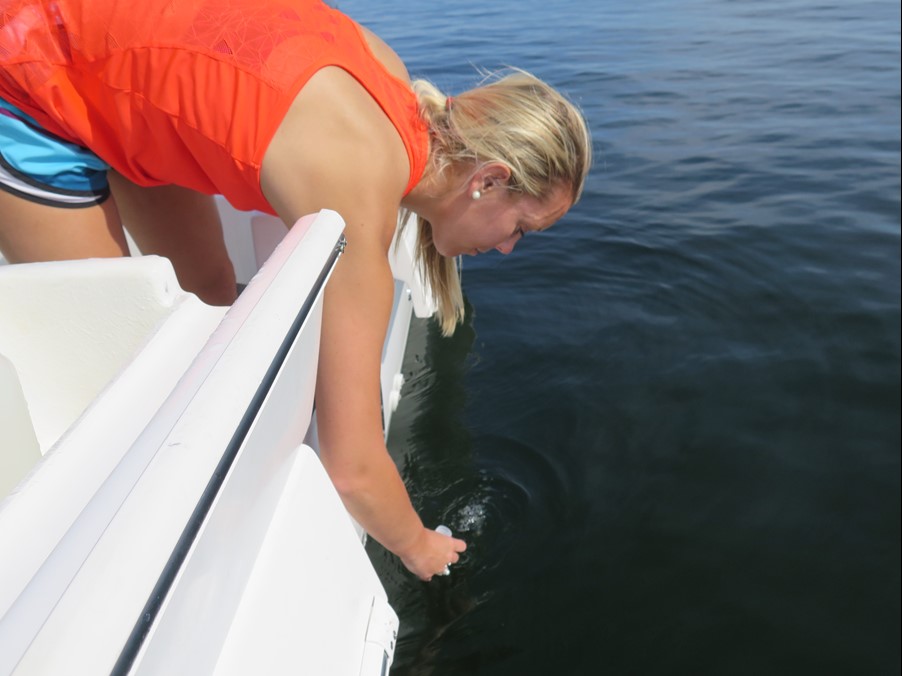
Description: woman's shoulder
272,65,411,180
261,71,410,241
260,17,420,228
355,25,411,85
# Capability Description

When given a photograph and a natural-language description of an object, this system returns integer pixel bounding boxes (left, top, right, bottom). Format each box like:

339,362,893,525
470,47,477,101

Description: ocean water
336,1,901,674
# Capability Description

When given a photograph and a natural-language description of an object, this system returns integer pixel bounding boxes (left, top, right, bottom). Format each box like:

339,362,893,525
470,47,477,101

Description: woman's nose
495,235,519,255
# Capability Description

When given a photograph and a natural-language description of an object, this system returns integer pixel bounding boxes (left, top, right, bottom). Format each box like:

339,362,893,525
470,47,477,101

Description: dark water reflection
351,0,900,673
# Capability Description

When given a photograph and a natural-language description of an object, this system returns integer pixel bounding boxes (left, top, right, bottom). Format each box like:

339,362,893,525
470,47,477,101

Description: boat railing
0,209,400,675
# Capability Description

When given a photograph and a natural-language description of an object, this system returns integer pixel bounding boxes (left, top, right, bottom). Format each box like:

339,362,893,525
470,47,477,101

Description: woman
0,0,591,580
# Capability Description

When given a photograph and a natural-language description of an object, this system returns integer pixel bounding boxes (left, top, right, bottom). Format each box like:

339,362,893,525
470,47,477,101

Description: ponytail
405,69,592,336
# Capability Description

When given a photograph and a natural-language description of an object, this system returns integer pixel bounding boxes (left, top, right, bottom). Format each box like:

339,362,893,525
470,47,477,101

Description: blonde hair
404,68,592,336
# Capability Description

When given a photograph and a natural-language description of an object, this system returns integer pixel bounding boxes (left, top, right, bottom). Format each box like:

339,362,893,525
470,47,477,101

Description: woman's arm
314,218,462,579
260,67,466,579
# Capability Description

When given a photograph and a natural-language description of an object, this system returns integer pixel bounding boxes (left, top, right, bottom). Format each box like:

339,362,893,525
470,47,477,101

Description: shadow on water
372,214,900,675
350,0,900,672
370,307,593,674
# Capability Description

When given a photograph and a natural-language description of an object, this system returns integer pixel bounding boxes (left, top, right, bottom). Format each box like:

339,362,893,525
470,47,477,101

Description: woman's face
431,181,572,258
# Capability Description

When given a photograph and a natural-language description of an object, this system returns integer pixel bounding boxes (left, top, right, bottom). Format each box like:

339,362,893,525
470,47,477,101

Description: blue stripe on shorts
0,97,111,207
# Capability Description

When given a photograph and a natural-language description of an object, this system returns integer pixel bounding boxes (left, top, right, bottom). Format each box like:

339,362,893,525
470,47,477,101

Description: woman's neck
400,165,465,223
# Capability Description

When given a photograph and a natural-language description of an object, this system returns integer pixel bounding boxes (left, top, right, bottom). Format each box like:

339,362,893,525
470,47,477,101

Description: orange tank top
0,0,429,213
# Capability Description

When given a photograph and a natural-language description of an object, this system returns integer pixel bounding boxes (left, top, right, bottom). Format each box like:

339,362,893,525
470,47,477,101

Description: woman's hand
398,527,468,581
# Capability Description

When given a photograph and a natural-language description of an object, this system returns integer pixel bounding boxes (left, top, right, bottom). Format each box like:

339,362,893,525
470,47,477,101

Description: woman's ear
478,162,512,192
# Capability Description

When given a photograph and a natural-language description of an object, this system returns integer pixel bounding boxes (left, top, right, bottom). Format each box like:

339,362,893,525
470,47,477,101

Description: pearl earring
471,190,482,200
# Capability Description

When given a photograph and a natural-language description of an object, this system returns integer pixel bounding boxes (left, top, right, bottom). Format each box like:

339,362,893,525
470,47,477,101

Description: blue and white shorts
0,98,111,208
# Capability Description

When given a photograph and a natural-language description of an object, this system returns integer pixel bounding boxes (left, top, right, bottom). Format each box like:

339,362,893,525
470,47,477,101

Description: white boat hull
0,206,433,675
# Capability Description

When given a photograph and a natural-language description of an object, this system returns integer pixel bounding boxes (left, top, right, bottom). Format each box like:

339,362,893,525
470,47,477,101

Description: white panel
211,447,393,676
0,354,40,498
380,281,414,436
388,214,436,319
0,256,183,451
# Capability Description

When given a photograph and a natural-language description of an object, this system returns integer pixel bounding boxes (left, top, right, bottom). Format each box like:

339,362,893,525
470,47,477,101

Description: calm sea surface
337,1,901,674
